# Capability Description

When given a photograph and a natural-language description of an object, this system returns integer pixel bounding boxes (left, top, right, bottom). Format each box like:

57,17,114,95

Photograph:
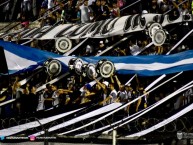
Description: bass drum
152,29,166,46
46,59,62,76
86,63,98,80
68,58,83,75
55,37,72,54
96,59,115,78
148,22,162,38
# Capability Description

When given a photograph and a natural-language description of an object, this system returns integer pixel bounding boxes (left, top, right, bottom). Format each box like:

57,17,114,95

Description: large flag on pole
1,40,193,76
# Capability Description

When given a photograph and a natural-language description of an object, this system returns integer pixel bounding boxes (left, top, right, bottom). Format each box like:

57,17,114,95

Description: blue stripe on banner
82,50,193,65
1,40,193,76
0,40,60,62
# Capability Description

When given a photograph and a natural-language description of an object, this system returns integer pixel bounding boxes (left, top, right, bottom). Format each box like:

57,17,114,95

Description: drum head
99,60,115,78
55,37,72,54
47,59,62,76
148,23,162,38
152,29,166,46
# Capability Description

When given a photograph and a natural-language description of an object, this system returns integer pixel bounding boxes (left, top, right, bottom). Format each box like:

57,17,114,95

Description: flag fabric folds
1,40,193,76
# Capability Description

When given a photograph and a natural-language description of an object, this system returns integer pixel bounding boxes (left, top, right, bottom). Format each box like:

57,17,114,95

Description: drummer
94,77,109,106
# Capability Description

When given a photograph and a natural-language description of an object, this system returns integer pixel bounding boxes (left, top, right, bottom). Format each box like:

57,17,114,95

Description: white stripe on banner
115,58,193,71
4,50,37,71
31,103,123,136
127,103,193,138
2,40,193,76
0,108,84,136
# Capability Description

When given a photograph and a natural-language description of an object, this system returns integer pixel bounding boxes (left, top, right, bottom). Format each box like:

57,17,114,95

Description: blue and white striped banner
1,40,193,76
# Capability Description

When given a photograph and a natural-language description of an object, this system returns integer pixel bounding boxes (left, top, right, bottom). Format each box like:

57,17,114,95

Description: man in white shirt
48,0,54,9
79,0,90,23
52,85,73,107
101,83,117,105
130,44,140,56
88,0,96,6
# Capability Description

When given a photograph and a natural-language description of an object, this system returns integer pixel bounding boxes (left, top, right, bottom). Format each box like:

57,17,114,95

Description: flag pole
120,0,141,12
166,29,193,55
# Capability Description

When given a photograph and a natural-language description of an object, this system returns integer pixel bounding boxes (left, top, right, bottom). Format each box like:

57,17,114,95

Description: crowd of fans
1,0,192,56
0,68,193,120
1,0,193,26
0,0,193,121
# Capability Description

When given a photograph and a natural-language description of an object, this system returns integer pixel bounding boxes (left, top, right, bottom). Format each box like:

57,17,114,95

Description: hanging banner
1,13,192,41
2,40,193,76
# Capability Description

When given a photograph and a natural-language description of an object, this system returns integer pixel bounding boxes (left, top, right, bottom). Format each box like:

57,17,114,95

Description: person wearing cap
80,83,95,104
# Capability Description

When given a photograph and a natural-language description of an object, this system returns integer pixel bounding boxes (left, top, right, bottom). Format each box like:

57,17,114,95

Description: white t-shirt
108,89,117,104
52,91,59,106
130,45,140,56
79,4,90,23
118,90,127,102
37,92,45,111
88,0,96,6
48,0,54,9
126,91,133,101
86,45,94,54
183,88,193,105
